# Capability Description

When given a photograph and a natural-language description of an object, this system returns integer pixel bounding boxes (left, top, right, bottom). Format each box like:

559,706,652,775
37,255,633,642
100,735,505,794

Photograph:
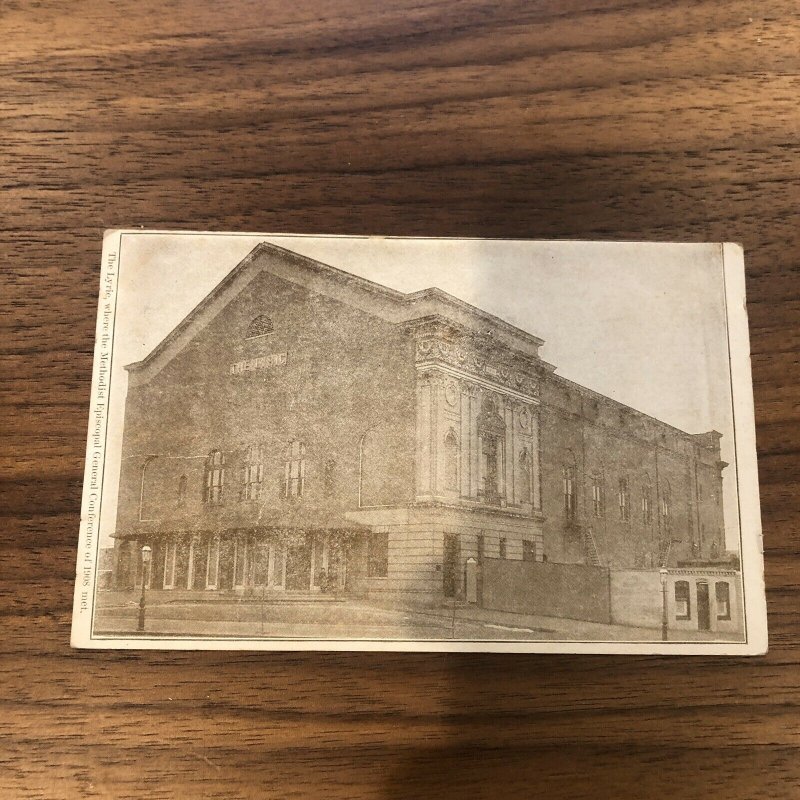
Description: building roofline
124,243,267,373
547,372,723,447
125,241,546,375
404,286,545,348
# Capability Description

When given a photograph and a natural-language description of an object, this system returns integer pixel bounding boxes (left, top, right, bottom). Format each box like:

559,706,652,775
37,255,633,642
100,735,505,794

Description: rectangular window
233,537,247,588
163,540,177,589
715,581,731,620
563,466,576,519
642,493,652,524
243,445,264,501
312,534,326,588
618,478,629,521
367,531,389,578
206,538,220,589
499,537,507,559
675,580,691,620
204,450,225,505
284,441,305,498
592,479,604,518
252,543,269,586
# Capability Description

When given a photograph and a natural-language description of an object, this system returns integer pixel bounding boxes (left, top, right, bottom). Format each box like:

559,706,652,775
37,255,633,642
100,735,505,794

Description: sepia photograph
72,232,765,653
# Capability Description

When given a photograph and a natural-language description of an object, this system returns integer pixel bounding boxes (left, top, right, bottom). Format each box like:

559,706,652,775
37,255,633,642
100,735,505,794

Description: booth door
697,582,711,631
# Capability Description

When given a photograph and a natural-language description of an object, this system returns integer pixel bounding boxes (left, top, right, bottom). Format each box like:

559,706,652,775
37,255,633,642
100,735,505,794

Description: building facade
111,243,734,620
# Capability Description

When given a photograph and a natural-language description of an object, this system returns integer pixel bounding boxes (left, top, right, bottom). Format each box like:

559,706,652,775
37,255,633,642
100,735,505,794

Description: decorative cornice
414,325,541,403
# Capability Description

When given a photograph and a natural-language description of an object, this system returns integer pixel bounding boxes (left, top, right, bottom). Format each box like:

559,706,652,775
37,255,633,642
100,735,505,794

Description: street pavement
93,593,742,643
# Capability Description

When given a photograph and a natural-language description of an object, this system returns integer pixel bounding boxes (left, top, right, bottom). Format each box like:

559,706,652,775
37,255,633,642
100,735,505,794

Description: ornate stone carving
415,333,539,399
461,380,480,398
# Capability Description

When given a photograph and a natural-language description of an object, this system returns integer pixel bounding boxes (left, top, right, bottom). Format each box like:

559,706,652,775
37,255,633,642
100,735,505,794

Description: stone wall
481,557,612,624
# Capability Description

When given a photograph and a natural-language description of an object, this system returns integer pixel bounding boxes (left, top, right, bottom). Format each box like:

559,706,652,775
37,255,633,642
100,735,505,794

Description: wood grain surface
2,1,799,797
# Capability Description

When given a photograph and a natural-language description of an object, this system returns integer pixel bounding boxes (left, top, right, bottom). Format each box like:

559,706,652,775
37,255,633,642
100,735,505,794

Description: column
531,407,542,511
504,398,514,506
431,374,445,497
267,542,276,587
470,389,481,499
309,536,316,590
415,374,433,499
460,383,471,498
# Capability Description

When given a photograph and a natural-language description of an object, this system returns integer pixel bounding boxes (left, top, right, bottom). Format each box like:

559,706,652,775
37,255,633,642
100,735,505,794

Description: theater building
111,242,734,619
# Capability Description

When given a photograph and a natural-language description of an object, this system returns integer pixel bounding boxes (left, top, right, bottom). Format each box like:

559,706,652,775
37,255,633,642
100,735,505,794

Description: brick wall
538,375,726,569
115,268,417,538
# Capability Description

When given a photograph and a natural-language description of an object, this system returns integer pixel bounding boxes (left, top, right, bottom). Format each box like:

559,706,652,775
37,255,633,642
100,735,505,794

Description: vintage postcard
71,232,767,653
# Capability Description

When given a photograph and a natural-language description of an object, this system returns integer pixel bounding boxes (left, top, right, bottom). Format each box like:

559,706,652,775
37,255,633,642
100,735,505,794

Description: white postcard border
70,231,768,655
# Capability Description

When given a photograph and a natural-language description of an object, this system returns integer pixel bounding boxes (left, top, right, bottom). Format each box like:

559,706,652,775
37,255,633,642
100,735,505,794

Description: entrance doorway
443,533,460,598
697,582,711,631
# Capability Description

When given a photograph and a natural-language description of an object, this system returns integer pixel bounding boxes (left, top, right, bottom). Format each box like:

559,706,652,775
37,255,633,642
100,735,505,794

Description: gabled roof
125,242,546,384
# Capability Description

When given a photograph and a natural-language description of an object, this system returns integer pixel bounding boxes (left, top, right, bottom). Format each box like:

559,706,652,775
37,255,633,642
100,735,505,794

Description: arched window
660,480,671,528
563,452,577,520
177,474,187,506
618,476,629,521
204,450,225,505
245,315,274,339
323,459,336,497
591,473,604,518
243,444,264,501
444,430,459,492
519,448,531,503
284,440,305,498
642,474,652,524
478,394,506,505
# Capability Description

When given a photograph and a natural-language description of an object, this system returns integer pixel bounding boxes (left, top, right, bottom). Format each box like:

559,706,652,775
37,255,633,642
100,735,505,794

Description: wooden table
2,2,798,797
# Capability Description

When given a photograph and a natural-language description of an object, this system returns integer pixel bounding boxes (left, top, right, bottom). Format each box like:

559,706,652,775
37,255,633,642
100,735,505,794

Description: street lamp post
138,545,152,633
659,566,669,642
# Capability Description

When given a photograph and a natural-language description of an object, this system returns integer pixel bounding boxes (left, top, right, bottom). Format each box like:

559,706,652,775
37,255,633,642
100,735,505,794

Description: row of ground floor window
114,530,391,594
113,526,540,600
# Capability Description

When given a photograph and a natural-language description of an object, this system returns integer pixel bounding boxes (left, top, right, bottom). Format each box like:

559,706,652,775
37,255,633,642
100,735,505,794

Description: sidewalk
363,597,745,643
93,592,743,643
